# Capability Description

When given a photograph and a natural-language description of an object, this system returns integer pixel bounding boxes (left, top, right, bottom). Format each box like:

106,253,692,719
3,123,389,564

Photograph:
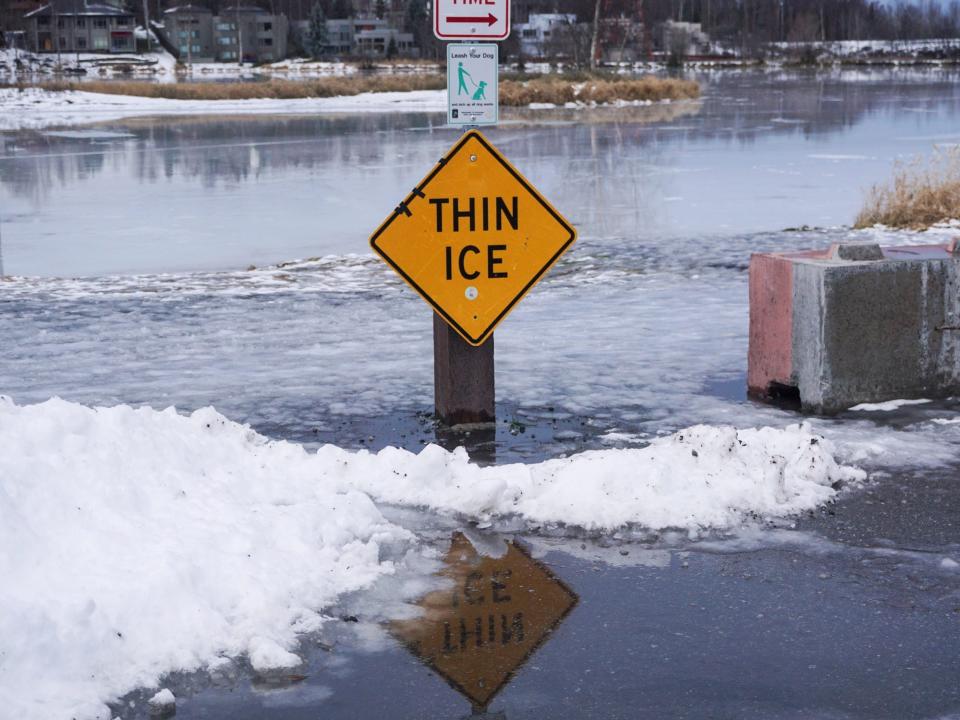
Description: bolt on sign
434,0,510,40
368,131,577,346
389,533,578,709
447,43,498,126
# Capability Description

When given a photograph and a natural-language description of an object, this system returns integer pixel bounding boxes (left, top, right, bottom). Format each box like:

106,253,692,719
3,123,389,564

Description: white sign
434,0,510,40
447,44,498,126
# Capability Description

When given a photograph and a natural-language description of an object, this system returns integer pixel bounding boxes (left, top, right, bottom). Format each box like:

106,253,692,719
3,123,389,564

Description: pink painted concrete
748,253,794,396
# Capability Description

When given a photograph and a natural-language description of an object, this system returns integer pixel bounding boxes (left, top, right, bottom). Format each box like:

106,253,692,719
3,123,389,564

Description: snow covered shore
0,397,864,719
0,87,446,130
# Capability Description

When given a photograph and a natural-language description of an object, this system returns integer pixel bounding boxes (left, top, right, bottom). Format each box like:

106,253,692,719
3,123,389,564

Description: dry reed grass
499,75,700,106
855,148,960,229
31,76,446,100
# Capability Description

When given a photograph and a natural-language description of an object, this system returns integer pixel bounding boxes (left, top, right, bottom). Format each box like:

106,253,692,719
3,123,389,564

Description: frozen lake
1,69,959,720
2,69,960,460
3,69,960,277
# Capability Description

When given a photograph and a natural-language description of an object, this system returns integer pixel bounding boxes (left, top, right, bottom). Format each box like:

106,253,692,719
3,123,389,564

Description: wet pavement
114,474,960,720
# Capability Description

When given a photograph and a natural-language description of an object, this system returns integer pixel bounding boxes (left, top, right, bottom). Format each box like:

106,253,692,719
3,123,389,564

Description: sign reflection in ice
390,532,578,712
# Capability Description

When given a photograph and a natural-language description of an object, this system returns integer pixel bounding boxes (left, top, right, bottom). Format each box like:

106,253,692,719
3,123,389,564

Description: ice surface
849,399,933,412
0,87,447,131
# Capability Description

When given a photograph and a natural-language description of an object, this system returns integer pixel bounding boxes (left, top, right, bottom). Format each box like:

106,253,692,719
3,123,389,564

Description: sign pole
434,122,496,427
434,312,495,426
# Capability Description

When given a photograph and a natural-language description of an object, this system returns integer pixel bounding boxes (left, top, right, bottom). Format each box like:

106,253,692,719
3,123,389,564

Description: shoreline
0,84,699,131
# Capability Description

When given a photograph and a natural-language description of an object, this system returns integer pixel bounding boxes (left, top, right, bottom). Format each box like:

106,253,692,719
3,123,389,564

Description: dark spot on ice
691,449,698,457
340,615,359,623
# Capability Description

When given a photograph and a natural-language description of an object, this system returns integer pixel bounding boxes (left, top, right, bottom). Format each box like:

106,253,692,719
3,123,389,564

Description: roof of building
26,2,134,17
229,5,273,13
163,4,213,14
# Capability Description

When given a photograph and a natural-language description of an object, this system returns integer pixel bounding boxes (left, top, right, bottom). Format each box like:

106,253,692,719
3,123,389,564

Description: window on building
37,15,50,26
259,37,272,46
94,18,107,28
179,44,188,53
522,28,536,37
76,17,85,28
93,36,108,49
57,17,64,28
112,35,130,49
117,17,130,26
216,22,235,30
262,22,272,30
217,36,234,45
77,36,87,48
59,35,66,47
191,30,199,38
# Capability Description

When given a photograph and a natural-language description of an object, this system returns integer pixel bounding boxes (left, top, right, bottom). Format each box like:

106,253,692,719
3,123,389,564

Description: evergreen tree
330,0,354,19
404,0,425,32
386,35,398,57
306,1,328,58
405,0,429,53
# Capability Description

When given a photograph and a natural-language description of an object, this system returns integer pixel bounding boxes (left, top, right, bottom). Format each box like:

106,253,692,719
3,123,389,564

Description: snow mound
335,423,865,530
0,397,409,720
0,398,865,719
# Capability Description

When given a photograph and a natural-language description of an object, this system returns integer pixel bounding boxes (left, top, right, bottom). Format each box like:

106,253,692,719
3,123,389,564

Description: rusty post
433,314,495,426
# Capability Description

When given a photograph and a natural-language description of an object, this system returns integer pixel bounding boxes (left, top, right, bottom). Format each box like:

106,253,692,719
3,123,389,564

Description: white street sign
447,44,498,126
434,0,510,40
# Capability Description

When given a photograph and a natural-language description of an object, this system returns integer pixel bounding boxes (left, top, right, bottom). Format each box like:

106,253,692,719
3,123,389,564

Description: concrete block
748,240,960,413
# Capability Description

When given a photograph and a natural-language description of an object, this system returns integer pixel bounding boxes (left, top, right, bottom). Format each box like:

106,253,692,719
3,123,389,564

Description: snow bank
336,423,864,530
0,87,446,130
0,397,409,720
0,398,865,719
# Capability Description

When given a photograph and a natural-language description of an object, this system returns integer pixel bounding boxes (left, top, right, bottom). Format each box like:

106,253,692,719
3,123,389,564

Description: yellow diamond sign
369,130,577,346
389,532,578,709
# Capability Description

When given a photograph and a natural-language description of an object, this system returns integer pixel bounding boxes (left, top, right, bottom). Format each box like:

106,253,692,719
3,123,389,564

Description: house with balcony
212,6,287,63
163,4,287,63
513,13,576,58
25,0,136,54
163,5,214,62
354,22,416,57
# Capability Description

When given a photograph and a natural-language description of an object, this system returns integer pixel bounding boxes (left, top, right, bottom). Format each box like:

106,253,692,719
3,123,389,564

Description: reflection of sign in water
447,44,498,127
368,130,577,346
390,533,578,709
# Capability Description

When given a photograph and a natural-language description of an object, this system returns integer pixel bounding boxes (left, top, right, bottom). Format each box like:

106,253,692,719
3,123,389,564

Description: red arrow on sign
447,13,498,25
